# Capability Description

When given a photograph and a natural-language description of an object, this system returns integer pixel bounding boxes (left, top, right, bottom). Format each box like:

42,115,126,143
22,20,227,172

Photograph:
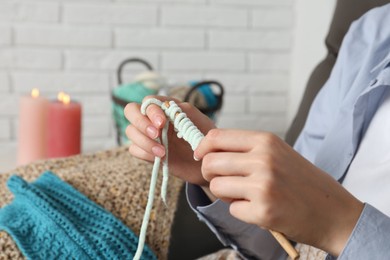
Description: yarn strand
133,98,204,260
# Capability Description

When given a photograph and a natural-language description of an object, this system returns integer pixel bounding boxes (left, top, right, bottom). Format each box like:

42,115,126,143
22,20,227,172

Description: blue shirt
187,3,390,259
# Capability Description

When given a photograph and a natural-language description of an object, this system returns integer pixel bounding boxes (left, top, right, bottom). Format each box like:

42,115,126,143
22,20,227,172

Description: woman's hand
124,96,215,186
194,129,364,256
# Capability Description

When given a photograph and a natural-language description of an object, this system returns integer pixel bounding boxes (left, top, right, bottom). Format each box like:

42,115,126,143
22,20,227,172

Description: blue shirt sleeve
333,204,390,259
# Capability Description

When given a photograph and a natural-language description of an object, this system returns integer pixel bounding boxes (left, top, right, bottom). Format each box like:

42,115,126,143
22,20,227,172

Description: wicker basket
111,58,224,145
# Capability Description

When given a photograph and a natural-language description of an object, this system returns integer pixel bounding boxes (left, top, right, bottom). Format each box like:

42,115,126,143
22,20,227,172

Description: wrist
322,197,364,256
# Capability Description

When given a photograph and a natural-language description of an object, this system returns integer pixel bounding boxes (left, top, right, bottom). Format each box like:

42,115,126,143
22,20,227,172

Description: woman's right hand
124,96,215,186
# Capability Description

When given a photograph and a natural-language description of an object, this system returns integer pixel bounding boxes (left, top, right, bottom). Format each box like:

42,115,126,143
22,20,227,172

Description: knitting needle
270,230,299,259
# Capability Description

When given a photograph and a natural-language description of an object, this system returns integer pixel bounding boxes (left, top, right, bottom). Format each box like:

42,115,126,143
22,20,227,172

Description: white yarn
134,98,204,260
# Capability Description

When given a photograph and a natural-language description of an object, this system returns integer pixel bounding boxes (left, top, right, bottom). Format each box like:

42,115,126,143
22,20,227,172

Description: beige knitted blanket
0,147,183,260
198,243,327,260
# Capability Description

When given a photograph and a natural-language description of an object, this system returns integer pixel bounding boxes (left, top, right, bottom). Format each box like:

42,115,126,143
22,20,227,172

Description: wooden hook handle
269,230,300,260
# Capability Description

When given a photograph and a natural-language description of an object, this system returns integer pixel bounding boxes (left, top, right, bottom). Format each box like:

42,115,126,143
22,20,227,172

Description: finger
229,200,257,225
180,102,216,135
128,144,155,162
201,152,251,182
195,129,261,159
126,125,166,158
141,95,215,137
142,95,183,128
209,176,251,201
124,102,161,139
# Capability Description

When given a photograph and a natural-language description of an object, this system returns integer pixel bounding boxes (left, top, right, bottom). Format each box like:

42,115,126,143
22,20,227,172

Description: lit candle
17,88,49,165
46,92,82,158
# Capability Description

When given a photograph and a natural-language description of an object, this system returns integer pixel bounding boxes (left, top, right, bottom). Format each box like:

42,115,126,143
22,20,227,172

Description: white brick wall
115,28,205,49
16,25,112,48
161,6,248,28
0,2,59,23
0,26,12,46
0,0,296,170
0,49,62,69
0,119,11,140
64,4,158,25
0,73,10,92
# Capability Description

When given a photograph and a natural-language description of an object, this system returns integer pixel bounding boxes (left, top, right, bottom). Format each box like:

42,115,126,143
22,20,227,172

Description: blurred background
0,0,335,172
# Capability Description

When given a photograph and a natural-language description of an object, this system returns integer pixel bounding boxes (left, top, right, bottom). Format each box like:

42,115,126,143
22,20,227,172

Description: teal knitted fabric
0,171,156,260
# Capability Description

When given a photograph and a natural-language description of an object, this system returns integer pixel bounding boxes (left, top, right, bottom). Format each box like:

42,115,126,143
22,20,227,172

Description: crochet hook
270,230,299,259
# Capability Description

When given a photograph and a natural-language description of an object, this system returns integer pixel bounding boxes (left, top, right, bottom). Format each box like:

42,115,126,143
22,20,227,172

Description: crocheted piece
0,172,156,259
292,243,327,260
0,147,183,260
196,249,242,260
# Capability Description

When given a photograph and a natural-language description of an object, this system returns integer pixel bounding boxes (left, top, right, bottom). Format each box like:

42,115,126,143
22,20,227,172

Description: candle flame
31,88,39,98
57,91,71,104
63,94,71,105
57,91,65,102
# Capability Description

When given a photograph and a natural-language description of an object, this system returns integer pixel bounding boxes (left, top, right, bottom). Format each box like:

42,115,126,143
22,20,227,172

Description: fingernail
193,154,200,161
154,115,164,128
152,146,165,158
146,126,158,139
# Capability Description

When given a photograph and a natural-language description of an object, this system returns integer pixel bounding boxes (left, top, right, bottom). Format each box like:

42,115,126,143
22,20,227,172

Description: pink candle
18,89,49,165
46,92,82,158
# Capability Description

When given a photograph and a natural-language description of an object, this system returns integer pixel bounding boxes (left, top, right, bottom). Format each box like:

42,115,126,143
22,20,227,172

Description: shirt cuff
186,183,285,260
335,203,390,259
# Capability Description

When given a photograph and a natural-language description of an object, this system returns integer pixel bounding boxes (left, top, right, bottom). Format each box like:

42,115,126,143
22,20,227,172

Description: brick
249,95,287,113
248,73,289,93
249,52,290,71
12,119,19,140
0,141,17,172
216,114,258,130
0,95,18,116
0,2,59,22
65,50,158,71
161,6,247,28
17,0,110,2
211,0,292,6
82,138,117,154
15,25,111,48
0,49,62,70
158,72,205,85
204,72,288,93
162,52,245,71
0,119,11,140
252,9,293,28
220,95,246,114
252,115,286,133
83,116,111,138
209,30,291,50
78,95,111,115
217,114,286,133
115,28,204,49
0,73,10,92
117,0,206,3
0,26,11,46
64,4,157,25
13,72,110,94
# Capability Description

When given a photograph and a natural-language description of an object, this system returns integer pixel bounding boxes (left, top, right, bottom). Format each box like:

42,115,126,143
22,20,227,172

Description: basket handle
117,58,154,85
184,80,224,114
